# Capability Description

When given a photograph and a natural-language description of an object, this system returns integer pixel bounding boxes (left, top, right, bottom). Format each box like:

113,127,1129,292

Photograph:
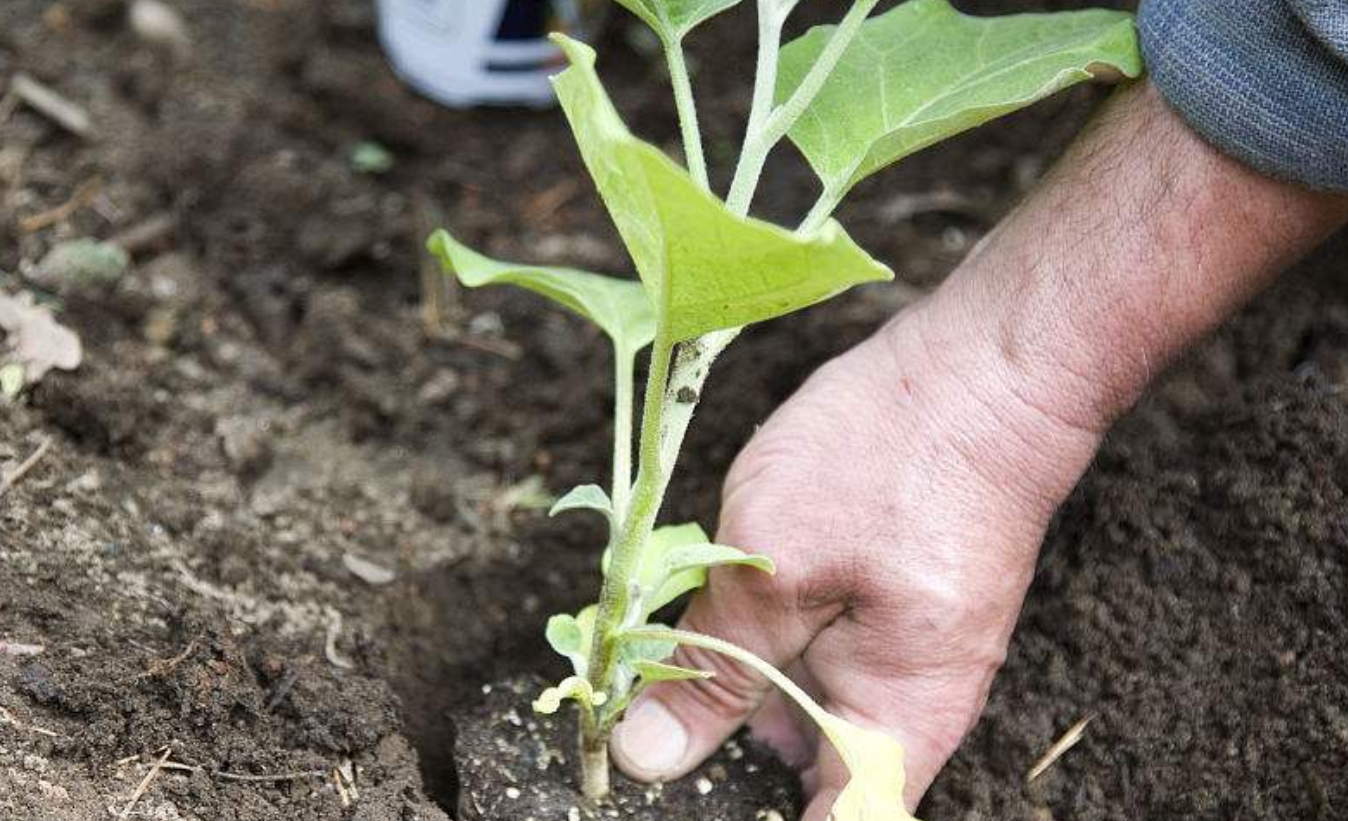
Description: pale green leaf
779,0,1143,198
550,484,614,521
634,522,706,615
646,540,775,616
632,660,714,683
817,713,919,821
618,625,677,668
546,606,598,676
611,0,741,41
551,36,892,343
663,543,775,577
533,675,608,715
427,229,656,352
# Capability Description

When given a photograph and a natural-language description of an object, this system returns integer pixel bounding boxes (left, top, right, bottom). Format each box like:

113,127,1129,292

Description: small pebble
505,787,521,800
568,806,581,821
695,776,714,795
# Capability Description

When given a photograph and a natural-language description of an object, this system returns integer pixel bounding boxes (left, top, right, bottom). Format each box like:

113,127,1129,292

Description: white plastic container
376,0,604,109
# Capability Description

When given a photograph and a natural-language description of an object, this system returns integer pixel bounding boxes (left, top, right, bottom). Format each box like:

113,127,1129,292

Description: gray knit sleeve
1138,0,1348,192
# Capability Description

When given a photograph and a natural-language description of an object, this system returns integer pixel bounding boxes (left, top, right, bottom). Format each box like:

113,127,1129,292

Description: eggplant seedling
430,0,1141,817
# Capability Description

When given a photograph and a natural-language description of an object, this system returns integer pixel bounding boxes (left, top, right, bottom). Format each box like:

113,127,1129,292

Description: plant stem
665,38,710,191
624,627,831,727
727,0,880,215
611,345,637,520
583,322,675,742
579,706,610,800
726,2,788,214
798,182,846,234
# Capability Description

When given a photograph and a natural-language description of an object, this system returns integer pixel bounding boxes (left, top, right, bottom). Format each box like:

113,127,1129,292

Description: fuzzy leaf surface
632,660,714,682
550,484,614,521
647,543,775,615
546,605,598,676
428,229,655,352
611,0,741,41
779,0,1142,197
551,36,892,342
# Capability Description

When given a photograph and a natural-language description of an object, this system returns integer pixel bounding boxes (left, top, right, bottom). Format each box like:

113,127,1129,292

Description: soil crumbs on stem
1,0,1346,820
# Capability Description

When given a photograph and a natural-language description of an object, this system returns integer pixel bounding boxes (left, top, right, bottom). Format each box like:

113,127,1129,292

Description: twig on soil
119,745,173,818
455,333,522,360
1026,714,1095,784
109,212,177,256
19,175,103,233
333,768,351,808
339,759,359,800
9,73,94,140
212,769,330,783
0,437,53,498
0,640,45,656
0,706,62,738
129,636,200,682
118,753,330,784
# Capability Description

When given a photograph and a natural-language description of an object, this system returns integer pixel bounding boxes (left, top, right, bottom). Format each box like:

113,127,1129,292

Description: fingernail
612,699,688,778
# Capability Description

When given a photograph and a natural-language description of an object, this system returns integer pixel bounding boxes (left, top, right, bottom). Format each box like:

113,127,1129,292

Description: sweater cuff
1138,0,1348,192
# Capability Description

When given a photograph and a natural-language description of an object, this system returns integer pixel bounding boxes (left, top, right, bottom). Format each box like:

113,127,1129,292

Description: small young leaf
779,0,1143,200
663,544,775,577
533,675,608,715
550,484,614,521
546,606,598,676
631,660,714,683
551,37,893,342
618,627,677,667
427,229,656,353
646,541,775,616
611,0,742,42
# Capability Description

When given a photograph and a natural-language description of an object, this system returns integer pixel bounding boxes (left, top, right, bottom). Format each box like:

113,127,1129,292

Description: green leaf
631,660,714,683
546,606,598,677
618,626,677,668
663,544,775,577
779,0,1143,199
551,36,892,343
550,484,614,521
634,522,706,615
611,0,742,42
427,229,656,353
644,537,775,616
533,675,608,715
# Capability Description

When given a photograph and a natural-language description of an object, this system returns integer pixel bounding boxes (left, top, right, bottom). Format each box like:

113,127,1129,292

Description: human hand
609,79,1346,816
609,287,1105,815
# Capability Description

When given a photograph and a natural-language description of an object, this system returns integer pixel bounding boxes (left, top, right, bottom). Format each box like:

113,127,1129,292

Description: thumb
610,562,821,783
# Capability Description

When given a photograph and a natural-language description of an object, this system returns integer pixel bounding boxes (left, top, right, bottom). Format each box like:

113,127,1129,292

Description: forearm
921,80,1348,437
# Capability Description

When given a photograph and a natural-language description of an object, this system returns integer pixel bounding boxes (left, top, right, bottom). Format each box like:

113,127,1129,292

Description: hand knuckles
666,642,765,721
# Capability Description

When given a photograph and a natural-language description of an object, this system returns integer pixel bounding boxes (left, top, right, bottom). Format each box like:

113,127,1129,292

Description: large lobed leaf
611,0,742,42
550,36,892,343
428,229,656,353
779,0,1143,198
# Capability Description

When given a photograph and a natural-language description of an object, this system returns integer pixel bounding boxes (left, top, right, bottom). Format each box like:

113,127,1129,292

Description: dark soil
455,676,799,821
1,0,1345,820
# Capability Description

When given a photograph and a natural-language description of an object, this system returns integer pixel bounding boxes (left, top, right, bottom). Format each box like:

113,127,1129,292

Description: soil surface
455,676,799,821
1,1,1345,820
